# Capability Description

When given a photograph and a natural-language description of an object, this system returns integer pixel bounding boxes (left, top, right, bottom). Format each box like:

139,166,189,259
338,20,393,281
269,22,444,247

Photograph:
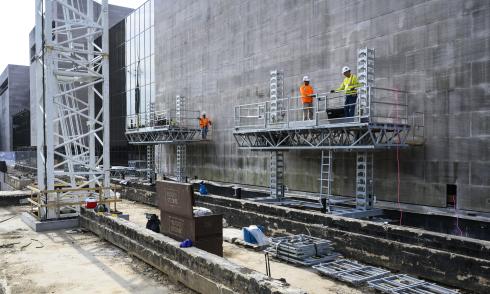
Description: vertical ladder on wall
176,144,186,182
319,150,333,212
146,145,155,183
356,152,373,210
270,151,284,198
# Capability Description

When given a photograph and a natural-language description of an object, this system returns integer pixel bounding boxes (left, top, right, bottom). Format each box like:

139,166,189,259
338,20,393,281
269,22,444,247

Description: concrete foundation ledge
21,212,79,232
197,195,490,260
79,208,306,294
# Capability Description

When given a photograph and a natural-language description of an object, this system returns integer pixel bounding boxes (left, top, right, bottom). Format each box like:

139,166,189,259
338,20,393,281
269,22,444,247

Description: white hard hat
303,75,310,82
342,66,350,74
202,112,206,116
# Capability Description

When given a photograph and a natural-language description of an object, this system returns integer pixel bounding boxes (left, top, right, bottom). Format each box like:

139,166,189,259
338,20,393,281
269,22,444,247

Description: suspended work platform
125,109,204,145
233,87,414,151
125,96,211,182
232,85,423,218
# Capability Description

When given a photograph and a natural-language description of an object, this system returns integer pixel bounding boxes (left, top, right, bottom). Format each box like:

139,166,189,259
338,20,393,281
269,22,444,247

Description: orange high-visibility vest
199,117,210,128
300,84,314,104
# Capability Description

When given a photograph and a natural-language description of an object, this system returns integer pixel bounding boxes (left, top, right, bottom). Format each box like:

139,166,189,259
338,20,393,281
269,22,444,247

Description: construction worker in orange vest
198,112,212,139
300,76,315,120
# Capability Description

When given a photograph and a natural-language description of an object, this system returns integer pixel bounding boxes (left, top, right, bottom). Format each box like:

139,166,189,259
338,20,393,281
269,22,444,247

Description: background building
0,64,30,151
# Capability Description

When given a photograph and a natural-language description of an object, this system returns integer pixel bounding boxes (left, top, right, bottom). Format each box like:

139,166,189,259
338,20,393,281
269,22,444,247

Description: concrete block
450,64,472,89
470,111,490,136
424,161,470,185
458,185,490,213
425,114,449,139
448,112,471,138
21,212,79,232
470,162,490,186
471,61,486,86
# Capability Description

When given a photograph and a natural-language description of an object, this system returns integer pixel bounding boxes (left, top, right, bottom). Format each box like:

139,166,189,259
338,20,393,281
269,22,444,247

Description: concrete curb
79,208,306,294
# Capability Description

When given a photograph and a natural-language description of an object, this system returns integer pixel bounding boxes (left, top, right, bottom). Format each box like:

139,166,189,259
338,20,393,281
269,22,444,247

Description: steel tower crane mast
35,0,110,219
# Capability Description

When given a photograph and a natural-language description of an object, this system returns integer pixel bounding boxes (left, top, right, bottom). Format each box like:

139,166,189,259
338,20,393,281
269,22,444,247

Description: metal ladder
146,145,155,183
176,144,186,182
319,150,333,212
356,152,373,210
270,151,284,198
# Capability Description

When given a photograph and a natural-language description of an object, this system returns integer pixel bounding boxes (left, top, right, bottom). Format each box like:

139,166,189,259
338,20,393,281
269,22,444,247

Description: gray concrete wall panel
151,0,490,212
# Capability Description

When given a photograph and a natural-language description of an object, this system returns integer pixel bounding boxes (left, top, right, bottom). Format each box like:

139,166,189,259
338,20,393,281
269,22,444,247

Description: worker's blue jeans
344,94,358,117
201,126,208,139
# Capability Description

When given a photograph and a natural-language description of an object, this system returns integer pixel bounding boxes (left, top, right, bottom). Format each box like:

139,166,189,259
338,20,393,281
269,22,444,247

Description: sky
0,0,147,72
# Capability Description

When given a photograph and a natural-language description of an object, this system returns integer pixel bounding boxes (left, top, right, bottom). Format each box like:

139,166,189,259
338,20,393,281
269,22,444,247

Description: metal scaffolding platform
233,121,410,151
125,126,201,145
125,96,209,182
232,50,423,217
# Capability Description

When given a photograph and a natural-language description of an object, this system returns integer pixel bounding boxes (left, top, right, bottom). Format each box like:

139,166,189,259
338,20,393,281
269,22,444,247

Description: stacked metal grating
313,259,390,285
367,274,459,294
265,234,339,266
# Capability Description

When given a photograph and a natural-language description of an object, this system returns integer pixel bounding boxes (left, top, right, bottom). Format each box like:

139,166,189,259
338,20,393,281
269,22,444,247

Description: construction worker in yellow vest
331,66,361,117
300,76,315,120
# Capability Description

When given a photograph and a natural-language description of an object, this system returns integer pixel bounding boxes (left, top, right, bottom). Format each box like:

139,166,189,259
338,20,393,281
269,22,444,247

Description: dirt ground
117,200,367,294
0,205,195,294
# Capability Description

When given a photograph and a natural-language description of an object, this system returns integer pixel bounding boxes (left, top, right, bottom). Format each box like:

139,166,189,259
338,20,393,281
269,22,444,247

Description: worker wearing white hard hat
300,76,315,120
330,66,361,118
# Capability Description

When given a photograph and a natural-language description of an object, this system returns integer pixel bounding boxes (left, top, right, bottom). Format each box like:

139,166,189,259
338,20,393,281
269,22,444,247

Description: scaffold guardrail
234,87,409,131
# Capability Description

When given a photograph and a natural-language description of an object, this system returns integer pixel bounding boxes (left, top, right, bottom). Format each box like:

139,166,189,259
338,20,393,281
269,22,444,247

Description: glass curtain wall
125,0,155,128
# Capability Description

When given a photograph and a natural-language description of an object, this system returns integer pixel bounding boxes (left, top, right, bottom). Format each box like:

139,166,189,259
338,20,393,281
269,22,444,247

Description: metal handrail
234,86,410,130
126,109,201,130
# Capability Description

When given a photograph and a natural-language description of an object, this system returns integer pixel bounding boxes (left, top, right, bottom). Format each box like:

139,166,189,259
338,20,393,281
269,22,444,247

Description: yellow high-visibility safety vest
336,74,360,95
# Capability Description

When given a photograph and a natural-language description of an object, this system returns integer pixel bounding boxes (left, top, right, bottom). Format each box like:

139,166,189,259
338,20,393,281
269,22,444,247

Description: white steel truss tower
35,0,110,219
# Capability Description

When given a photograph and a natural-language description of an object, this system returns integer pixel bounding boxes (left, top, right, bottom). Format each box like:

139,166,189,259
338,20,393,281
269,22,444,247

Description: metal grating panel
368,274,458,294
313,259,390,285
